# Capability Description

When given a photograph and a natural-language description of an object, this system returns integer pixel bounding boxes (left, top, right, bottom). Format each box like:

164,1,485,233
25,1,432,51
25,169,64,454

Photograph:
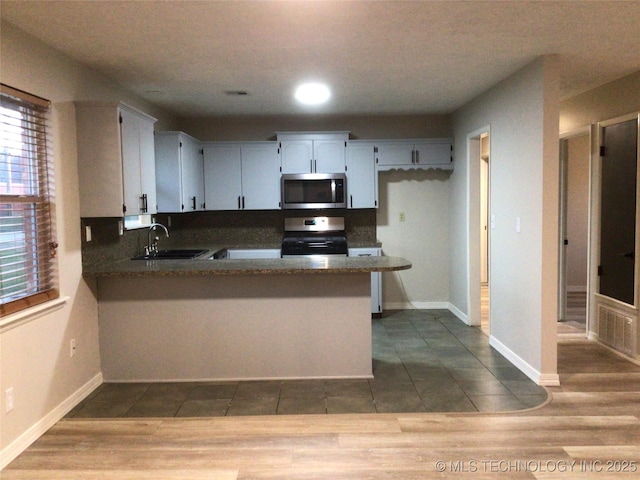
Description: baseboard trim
489,335,560,386
447,303,469,324
384,301,451,311
0,372,103,470
588,333,640,366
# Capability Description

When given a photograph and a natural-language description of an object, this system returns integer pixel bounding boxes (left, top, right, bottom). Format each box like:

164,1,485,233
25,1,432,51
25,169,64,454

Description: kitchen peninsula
87,254,410,382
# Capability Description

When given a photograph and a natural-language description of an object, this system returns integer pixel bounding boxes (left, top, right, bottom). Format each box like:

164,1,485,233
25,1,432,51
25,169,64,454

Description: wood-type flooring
4,315,640,479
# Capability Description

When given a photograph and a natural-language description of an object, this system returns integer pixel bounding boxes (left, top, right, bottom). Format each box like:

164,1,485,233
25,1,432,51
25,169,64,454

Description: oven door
281,173,346,209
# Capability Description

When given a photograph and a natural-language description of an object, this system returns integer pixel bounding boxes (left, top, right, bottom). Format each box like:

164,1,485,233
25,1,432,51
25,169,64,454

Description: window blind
0,84,58,316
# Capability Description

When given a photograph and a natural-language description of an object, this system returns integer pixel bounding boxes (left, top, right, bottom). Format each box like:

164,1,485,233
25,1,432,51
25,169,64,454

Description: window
0,84,58,316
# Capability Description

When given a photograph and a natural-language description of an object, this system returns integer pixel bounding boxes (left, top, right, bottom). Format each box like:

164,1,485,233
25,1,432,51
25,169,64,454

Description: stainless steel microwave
281,173,347,209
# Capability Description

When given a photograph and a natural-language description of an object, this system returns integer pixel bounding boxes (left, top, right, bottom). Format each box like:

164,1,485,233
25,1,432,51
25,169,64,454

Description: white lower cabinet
349,247,382,314
227,249,281,259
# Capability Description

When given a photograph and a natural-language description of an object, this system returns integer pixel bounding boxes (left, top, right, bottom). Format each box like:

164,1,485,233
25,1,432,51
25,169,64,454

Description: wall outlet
70,338,76,357
399,212,406,222
5,387,14,413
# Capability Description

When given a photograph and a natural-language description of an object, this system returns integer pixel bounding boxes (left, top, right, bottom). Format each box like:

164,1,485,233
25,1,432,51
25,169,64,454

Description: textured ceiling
2,0,639,117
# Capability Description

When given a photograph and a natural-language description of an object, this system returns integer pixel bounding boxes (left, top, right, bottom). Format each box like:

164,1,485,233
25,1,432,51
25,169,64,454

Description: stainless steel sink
132,249,208,260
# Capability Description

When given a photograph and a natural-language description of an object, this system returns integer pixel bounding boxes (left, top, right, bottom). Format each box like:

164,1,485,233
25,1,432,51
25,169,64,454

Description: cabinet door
154,133,182,212
76,104,124,217
241,143,281,210
280,140,313,174
376,142,414,166
348,247,382,313
180,135,204,211
346,143,377,208
120,107,144,215
203,145,242,210
138,116,157,214
120,108,157,215
314,139,346,173
414,141,452,166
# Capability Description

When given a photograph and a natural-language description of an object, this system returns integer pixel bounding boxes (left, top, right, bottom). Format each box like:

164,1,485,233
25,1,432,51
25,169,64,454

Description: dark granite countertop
84,255,411,277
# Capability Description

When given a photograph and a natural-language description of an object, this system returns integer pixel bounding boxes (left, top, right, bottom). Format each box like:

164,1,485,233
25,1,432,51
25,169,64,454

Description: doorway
592,113,640,359
480,133,490,335
558,129,590,335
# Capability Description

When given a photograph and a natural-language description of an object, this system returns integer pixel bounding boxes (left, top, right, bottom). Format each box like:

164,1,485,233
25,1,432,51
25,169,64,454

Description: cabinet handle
238,196,241,209
415,150,420,164
350,195,353,208
242,196,245,209
358,253,372,257
191,196,196,210
314,159,317,172
411,150,416,164
140,193,148,213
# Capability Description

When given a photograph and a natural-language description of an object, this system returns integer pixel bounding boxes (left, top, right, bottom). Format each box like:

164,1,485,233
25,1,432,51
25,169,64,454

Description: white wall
0,21,177,466
566,134,590,290
560,71,640,133
377,170,450,308
449,57,560,384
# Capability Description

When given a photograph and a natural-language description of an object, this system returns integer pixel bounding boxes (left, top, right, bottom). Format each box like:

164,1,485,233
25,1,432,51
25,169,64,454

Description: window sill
0,296,70,333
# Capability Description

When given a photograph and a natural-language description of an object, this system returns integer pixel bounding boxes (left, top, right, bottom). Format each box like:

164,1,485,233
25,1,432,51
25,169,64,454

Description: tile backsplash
81,209,377,269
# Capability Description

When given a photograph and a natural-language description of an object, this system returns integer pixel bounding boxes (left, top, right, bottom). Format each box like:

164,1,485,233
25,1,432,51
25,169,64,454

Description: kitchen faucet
145,222,169,256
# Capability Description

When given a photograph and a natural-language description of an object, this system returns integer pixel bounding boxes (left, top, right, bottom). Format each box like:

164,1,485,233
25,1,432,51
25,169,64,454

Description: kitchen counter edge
84,256,411,278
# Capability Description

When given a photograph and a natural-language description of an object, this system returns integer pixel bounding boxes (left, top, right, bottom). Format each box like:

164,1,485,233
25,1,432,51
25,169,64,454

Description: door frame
595,113,640,310
590,113,640,359
467,125,491,327
558,126,591,332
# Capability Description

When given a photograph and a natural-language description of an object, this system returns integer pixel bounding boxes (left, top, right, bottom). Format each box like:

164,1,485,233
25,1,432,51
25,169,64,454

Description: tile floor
67,309,548,418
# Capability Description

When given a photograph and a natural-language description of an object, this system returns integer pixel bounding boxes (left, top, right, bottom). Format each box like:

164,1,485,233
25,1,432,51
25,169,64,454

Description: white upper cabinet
155,132,204,213
203,142,280,210
277,132,348,174
76,102,157,217
346,142,378,209
203,144,242,211
376,139,453,171
240,143,281,209
279,140,313,174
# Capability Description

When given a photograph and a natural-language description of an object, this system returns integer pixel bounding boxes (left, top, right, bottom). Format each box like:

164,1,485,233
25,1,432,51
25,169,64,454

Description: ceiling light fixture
294,83,331,105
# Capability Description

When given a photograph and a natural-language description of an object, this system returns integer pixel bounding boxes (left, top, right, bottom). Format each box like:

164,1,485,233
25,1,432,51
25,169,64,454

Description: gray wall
449,57,560,383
